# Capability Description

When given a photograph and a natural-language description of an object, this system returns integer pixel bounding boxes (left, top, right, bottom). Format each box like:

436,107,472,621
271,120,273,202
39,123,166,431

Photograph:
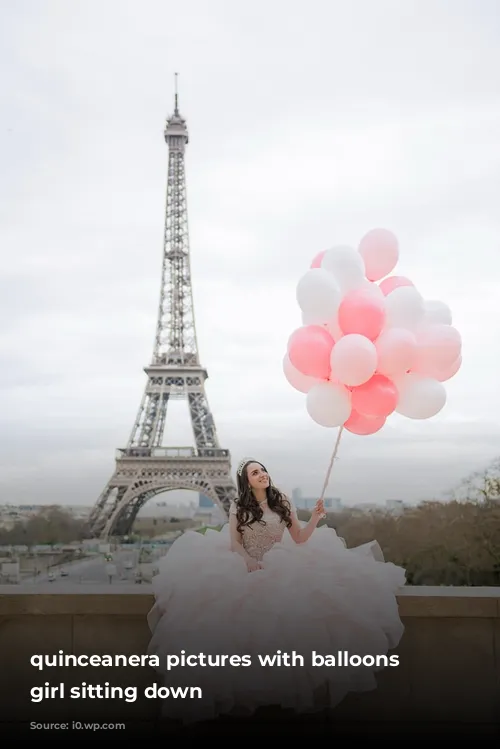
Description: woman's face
246,462,270,491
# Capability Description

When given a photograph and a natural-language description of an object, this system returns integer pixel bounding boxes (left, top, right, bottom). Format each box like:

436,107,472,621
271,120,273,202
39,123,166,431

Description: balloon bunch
284,228,462,438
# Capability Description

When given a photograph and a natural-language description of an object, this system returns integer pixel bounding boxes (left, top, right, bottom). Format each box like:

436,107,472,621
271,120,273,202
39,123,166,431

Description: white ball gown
147,498,406,724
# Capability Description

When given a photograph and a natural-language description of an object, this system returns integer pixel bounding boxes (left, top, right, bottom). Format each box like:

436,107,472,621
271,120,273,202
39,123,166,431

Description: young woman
147,458,405,724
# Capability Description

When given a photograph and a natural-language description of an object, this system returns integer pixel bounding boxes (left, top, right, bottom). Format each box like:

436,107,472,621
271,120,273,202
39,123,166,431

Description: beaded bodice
230,500,291,561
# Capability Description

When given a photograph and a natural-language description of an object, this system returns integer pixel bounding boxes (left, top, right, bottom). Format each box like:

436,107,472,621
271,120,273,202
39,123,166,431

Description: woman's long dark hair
235,460,292,534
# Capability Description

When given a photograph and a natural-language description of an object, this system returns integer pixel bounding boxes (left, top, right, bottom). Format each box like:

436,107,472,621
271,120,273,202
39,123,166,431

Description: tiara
236,457,256,477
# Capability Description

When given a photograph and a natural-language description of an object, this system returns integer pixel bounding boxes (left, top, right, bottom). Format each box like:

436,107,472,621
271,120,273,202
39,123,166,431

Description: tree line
0,506,90,547
2,468,499,585
300,469,500,585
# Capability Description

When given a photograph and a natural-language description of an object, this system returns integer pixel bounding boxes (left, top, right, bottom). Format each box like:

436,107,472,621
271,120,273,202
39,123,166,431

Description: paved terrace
0,585,499,736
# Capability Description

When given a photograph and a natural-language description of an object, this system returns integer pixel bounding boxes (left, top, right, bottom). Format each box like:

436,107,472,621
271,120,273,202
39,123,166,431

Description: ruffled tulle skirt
147,523,406,723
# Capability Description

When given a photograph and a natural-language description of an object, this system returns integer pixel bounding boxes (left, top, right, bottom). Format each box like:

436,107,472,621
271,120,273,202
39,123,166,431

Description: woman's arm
287,498,324,544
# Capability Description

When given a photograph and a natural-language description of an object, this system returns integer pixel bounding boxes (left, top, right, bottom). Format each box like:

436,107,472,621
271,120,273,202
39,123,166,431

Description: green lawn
196,525,223,535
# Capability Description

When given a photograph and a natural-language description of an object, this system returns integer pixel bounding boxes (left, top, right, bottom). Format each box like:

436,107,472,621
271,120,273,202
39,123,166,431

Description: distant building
1,561,20,584
293,494,342,512
385,499,405,515
291,488,344,512
152,501,194,519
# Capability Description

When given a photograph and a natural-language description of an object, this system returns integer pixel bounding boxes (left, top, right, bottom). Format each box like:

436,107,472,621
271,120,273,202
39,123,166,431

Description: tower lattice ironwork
88,78,237,538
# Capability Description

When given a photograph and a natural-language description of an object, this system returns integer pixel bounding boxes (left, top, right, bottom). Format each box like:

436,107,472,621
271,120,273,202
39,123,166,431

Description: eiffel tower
88,78,238,539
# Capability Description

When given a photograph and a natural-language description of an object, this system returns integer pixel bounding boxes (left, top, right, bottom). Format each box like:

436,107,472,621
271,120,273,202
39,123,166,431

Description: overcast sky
1,0,499,511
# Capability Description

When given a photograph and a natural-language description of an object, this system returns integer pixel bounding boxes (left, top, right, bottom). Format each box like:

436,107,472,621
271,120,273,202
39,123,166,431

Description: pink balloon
337,288,386,341
414,324,462,370
310,250,326,269
379,275,413,296
344,409,386,436
288,325,334,379
412,353,462,382
358,228,399,282
351,374,398,417
375,328,417,377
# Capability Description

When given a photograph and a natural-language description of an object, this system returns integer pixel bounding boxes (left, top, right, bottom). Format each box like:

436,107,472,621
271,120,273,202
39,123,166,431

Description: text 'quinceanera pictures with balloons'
284,228,462,440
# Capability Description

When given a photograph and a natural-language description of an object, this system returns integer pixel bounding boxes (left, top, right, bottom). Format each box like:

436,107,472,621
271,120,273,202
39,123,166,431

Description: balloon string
318,426,344,516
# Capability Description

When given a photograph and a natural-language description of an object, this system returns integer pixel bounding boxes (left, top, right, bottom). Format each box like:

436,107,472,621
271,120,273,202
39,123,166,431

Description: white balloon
395,374,446,419
359,279,386,302
325,315,344,342
376,328,417,377
283,354,321,394
414,323,461,369
306,381,352,427
385,286,424,329
423,299,453,325
296,268,341,322
358,228,399,282
330,333,377,386
321,245,366,293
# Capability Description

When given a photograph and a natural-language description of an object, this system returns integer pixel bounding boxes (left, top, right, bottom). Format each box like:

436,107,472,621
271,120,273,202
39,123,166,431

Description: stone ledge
1,585,500,725
1,586,499,617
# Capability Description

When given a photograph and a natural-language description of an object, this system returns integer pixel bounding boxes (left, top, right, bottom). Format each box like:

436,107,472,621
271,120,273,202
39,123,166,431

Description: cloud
1,0,500,512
